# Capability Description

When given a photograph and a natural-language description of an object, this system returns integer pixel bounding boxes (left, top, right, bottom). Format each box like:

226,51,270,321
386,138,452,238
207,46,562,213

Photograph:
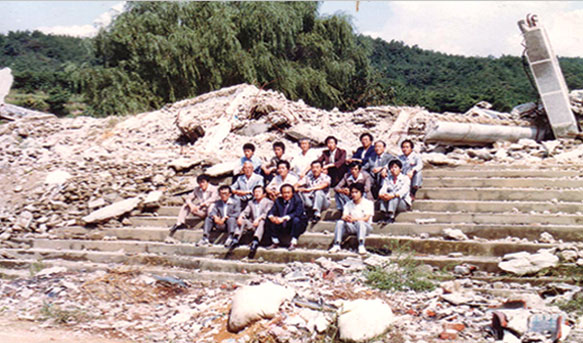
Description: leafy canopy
79,2,379,116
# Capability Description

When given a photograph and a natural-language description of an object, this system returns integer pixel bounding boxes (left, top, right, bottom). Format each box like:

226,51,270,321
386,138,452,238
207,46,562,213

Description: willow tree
77,1,380,116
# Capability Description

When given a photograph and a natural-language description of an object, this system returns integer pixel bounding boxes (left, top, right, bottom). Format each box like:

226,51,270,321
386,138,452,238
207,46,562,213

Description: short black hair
375,140,386,148
273,141,285,152
253,185,265,193
325,136,338,145
359,133,373,142
349,182,365,194
196,174,210,183
388,159,402,169
218,185,232,193
243,143,256,152
277,160,290,170
280,183,294,193
348,161,362,169
401,139,414,149
310,160,323,167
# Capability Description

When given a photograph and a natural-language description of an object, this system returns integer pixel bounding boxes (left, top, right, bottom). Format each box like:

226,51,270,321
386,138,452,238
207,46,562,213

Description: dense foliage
363,36,583,113
77,1,379,115
0,31,94,115
2,2,583,117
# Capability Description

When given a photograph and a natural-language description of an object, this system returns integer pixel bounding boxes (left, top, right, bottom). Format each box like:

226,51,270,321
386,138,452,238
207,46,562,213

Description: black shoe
228,237,239,251
248,240,259,259
169,223,185,236
386,217,395,224
310,214,321,224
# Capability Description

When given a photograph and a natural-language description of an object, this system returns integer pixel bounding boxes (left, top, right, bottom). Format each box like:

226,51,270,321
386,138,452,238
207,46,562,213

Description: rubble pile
1,83,582,235
0,256,581,343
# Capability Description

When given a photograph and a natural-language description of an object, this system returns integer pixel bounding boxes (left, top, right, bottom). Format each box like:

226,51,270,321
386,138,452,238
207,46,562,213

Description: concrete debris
82,197,142,224
337,299,394,342
443,228,469,241
498,251,560,276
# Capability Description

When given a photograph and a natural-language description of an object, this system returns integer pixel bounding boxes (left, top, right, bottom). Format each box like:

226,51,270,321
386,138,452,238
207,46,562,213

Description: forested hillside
2,2,583,117
363,36,583,113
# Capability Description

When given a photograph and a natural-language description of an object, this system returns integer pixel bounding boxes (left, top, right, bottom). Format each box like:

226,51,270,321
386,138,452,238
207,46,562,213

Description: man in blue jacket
266,183,308,251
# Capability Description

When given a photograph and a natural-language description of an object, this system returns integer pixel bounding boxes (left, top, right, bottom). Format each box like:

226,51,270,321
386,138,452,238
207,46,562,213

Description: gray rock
443,228,468,241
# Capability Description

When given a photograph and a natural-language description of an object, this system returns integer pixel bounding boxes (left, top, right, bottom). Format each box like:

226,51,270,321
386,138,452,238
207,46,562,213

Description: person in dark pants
317,135,347,188
266,183,308,251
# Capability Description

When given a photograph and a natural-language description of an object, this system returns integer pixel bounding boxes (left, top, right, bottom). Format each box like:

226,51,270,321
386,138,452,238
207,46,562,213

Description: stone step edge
0,258,256,284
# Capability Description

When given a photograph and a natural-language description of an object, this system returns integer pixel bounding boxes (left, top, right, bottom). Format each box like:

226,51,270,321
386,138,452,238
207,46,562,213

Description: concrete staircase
2,165,583,286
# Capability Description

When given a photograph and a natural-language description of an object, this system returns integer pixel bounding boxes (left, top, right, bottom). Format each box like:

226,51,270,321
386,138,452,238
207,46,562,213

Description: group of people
169,134,423,257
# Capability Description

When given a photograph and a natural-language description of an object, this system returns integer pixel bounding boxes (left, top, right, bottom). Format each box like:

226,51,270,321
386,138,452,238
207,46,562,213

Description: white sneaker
198,237,210,246
328,245,341,253
358,245,367,255
224,236,233,247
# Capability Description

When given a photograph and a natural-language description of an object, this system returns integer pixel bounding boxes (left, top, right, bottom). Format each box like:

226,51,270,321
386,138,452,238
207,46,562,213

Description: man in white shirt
328,183,374,255
378,159,412,224
399,139,423,200
266,160,299,200
295,160,331,223
291,138,319,178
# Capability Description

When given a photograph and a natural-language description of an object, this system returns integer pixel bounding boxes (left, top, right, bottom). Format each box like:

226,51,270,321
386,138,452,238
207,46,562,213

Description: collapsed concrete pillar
425,121,544,145
0,67,13,106
518,14,580,138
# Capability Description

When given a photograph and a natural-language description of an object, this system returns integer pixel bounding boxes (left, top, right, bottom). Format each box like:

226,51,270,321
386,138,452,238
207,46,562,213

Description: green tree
78,2,379,115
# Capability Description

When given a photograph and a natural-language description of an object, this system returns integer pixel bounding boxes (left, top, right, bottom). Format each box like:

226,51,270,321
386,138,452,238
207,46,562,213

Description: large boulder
228,282,295,332
337,299,395,342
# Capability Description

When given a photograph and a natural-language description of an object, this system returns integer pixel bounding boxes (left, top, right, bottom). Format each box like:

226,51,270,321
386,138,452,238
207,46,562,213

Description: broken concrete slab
82,197,142,224
498,250,559,276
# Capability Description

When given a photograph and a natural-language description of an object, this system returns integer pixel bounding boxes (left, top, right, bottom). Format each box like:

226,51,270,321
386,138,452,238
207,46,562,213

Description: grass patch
39,302,88,324
535,264,583,284
29,261,46,277
556,295,583,316
364,243,437,292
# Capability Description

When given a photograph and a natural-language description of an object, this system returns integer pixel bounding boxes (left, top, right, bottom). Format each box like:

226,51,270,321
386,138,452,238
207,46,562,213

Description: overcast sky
1,1,582,58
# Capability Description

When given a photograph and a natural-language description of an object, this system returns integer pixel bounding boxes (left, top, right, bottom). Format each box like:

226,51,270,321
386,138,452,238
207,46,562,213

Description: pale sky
1,1,583,58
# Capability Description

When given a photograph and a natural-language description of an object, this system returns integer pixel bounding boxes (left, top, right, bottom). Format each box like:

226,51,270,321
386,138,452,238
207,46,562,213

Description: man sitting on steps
231,185,273,259
169,174,217,236
199,185,241,246
329,183,373,255
377,159,412,224
266,183,308,251
295,160,331,223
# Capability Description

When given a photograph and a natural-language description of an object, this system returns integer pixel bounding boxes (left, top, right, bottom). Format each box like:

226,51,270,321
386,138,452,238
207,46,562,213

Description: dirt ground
0,314,132,343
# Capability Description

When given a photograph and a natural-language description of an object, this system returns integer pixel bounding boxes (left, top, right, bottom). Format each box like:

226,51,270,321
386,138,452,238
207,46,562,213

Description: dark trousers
267,217,307,242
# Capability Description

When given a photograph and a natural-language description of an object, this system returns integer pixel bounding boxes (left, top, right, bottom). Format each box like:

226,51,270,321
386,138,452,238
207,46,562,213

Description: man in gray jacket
231,185,274,258
170,174,217,236
232,161,264,210
377,160,412,224
363,141,395,198
199,185,241,246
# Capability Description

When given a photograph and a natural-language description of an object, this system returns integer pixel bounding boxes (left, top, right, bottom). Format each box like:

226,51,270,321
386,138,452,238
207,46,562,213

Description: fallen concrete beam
425,121,544,145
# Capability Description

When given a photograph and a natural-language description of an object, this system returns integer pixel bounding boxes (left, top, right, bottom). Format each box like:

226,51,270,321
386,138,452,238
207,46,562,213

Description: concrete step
0,257,257,284
132,209,583,227
423,177,583,189
423,169,583,178
0,244,503,273
155,199,583,217
54,221,583,244
28,232,556,259
418,188,583,202
413,200,583,214
396,211,583,225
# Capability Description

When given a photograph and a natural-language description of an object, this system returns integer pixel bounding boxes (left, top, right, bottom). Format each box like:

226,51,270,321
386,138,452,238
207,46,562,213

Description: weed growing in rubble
29,261,46,277
557,296,583,316
39,302,87,324
364,243,436,292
